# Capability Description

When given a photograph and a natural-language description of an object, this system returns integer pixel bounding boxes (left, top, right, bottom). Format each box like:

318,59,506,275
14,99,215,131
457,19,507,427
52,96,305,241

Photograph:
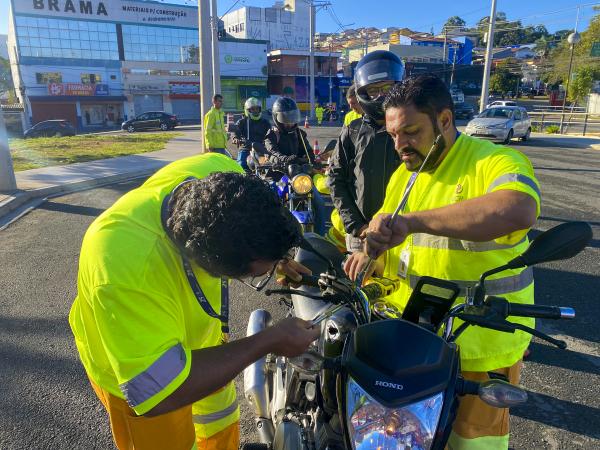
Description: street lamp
284,1,330,120
559,32,581,133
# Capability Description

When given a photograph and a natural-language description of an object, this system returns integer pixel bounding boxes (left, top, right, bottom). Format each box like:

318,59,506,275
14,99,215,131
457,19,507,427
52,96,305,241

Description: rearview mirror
508,221,592,269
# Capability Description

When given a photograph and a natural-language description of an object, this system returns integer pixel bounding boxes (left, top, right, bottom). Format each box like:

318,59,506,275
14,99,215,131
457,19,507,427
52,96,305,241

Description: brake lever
456,313,568,349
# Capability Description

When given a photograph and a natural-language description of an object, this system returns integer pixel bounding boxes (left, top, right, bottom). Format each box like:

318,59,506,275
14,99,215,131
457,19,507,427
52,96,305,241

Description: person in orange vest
69,154,319,450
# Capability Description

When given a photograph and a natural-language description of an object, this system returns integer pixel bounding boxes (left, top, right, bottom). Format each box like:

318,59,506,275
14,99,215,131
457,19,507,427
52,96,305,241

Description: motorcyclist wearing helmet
234,97,271,172
328,50,403,252
264,97,314,166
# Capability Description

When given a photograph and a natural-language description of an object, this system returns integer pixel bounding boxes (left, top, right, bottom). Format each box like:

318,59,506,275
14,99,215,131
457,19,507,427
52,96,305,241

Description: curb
0,164,167,226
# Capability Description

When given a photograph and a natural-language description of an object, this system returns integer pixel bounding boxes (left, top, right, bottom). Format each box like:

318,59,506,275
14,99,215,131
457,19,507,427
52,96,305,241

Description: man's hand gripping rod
356,134,443,287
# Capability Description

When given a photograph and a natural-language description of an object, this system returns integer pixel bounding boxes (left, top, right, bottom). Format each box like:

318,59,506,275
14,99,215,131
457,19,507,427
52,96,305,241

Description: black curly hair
166,172,302,278
383,74,455,126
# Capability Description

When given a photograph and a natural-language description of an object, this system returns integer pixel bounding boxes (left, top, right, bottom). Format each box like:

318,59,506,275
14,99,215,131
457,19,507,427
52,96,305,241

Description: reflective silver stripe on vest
486,173,541,199
192,400,239,425
120,343,187,408
412,234,526,252
409,266,533,296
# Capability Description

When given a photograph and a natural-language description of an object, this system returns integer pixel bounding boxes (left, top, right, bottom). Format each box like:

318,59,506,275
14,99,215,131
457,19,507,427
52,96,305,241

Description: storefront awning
28,96,127,103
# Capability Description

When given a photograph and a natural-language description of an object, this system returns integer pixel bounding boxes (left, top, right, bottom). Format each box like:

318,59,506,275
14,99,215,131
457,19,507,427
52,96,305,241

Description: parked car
487,100,518,108
465,106,531,144
24,120,76,138
454,102,475,120
122,112,178,132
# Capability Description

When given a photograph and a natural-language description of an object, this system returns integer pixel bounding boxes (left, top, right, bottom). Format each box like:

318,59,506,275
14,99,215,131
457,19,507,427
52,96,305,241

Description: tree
489,61,521,94
443,16,466,34
0,57,14,99
569,65,600,103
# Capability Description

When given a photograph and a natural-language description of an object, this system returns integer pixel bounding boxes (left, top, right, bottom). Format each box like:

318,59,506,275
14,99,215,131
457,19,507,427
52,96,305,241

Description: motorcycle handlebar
298,274,321,288
508,303,575,320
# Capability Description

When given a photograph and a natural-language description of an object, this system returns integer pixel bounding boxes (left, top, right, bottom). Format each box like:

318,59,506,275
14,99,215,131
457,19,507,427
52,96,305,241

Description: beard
400,125,447,172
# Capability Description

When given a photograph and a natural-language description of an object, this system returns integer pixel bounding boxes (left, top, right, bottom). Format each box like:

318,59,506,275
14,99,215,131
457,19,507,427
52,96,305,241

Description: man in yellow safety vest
203,94,229,155
345,75,541,449
343,84,363,126
69,153,319,450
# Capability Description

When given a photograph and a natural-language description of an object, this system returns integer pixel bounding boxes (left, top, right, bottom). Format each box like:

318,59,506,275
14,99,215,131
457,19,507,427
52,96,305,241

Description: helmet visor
274,109,301,125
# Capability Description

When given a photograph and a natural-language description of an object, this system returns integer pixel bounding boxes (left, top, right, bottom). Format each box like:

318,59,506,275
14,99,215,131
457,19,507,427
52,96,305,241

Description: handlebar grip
508,303,575,320
361,283,385,301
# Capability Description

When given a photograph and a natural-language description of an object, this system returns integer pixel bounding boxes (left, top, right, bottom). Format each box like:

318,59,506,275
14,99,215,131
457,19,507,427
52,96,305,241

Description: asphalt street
0,126,598,449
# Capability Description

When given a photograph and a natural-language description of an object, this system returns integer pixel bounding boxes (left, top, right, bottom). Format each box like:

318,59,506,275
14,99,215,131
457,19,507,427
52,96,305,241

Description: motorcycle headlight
346,377,443,450
291,174,313,195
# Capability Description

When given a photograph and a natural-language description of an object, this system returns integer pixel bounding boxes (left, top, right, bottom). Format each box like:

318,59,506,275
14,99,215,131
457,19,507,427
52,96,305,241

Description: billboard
219,40,268,78
12,0,198,28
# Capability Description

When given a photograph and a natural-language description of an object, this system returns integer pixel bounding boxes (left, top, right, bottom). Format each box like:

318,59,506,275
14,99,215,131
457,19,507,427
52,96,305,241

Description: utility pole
479,0,498,112
364,34,369,56
198,0,213,151
0,108,17,192
309,2,315,120
450,44,457,86
328,43,333,106
210,0,221,95
442,29,448,85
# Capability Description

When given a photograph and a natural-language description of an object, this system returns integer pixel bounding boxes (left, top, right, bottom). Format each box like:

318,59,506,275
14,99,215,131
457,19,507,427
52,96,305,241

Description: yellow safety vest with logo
69,154,243,439
204,107,228,149
378,133,541,372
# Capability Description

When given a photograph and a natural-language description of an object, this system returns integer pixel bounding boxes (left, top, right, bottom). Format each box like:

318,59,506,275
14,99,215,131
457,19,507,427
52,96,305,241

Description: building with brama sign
7,0,268,131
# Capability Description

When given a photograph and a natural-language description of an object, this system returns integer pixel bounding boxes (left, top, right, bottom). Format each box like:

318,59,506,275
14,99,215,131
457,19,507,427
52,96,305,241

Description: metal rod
479,0,498,112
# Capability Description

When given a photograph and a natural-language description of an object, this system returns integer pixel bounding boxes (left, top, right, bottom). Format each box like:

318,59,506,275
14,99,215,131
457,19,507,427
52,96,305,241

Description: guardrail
528,111,600,135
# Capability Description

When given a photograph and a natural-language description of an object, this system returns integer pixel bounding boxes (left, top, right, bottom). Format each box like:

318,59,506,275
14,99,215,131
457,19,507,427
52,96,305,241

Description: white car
486,100,517,108
465,106,532,144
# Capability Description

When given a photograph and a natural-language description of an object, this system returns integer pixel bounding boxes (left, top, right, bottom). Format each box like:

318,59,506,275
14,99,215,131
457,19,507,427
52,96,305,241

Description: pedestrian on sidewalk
69,153,319,450
203,94,230,156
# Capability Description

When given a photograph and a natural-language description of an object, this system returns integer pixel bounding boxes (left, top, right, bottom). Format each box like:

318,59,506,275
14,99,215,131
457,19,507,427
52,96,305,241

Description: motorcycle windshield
346,377,443,450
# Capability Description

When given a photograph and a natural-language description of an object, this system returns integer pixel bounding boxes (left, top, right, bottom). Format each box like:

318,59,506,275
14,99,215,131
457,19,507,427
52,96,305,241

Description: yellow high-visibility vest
69,153,243,437
378,133,541,372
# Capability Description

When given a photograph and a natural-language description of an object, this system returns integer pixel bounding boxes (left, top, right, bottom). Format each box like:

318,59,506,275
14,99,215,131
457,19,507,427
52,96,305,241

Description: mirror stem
473,264,511,305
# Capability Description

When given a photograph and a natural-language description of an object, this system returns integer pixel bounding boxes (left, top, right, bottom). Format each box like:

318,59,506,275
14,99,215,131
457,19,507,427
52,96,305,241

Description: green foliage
545,125,560,134
443,16,466,33
543,12,600,86
9,132,181,171
569,65,600,102
490,61,521,94
0,57,14,97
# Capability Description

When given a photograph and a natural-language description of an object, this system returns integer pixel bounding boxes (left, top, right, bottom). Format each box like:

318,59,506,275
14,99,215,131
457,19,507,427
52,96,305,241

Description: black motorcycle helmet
354,50,405,121
272,97,301,134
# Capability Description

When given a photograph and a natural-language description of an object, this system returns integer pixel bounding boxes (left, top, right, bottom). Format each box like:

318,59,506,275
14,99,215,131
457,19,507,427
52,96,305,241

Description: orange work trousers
89,379,239,450
451,360,523,443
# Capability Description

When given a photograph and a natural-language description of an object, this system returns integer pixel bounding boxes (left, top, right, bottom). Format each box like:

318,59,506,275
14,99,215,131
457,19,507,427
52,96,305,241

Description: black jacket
264,126,314,165
234,117,271,148
329,116,400,236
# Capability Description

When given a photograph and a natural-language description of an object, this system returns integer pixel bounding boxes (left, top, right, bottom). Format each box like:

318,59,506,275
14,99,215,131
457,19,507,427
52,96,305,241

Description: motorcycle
249,140,336,235
243,221,592,449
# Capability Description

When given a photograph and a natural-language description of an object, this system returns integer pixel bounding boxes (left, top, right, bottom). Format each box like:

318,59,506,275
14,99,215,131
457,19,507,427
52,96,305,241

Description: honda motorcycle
243,221,592,450
249,140,336,235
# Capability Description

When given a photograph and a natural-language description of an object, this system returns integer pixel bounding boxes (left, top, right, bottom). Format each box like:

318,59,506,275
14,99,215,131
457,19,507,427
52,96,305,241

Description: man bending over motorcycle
69,154,319,450
346,75,541,450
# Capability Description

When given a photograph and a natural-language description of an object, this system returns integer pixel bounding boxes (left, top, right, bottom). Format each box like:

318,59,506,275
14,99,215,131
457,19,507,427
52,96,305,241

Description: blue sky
0,0,593,35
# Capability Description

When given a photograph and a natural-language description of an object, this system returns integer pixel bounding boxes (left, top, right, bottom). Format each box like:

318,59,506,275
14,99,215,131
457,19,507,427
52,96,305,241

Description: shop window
81,74,102,84
36,72,62,84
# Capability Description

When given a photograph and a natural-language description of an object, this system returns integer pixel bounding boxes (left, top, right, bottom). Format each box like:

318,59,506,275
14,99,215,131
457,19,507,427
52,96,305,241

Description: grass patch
9,132,182,171
545,125,560,134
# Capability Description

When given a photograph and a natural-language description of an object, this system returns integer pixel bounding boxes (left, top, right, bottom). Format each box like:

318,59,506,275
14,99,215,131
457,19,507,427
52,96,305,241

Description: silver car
465,106,532,144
